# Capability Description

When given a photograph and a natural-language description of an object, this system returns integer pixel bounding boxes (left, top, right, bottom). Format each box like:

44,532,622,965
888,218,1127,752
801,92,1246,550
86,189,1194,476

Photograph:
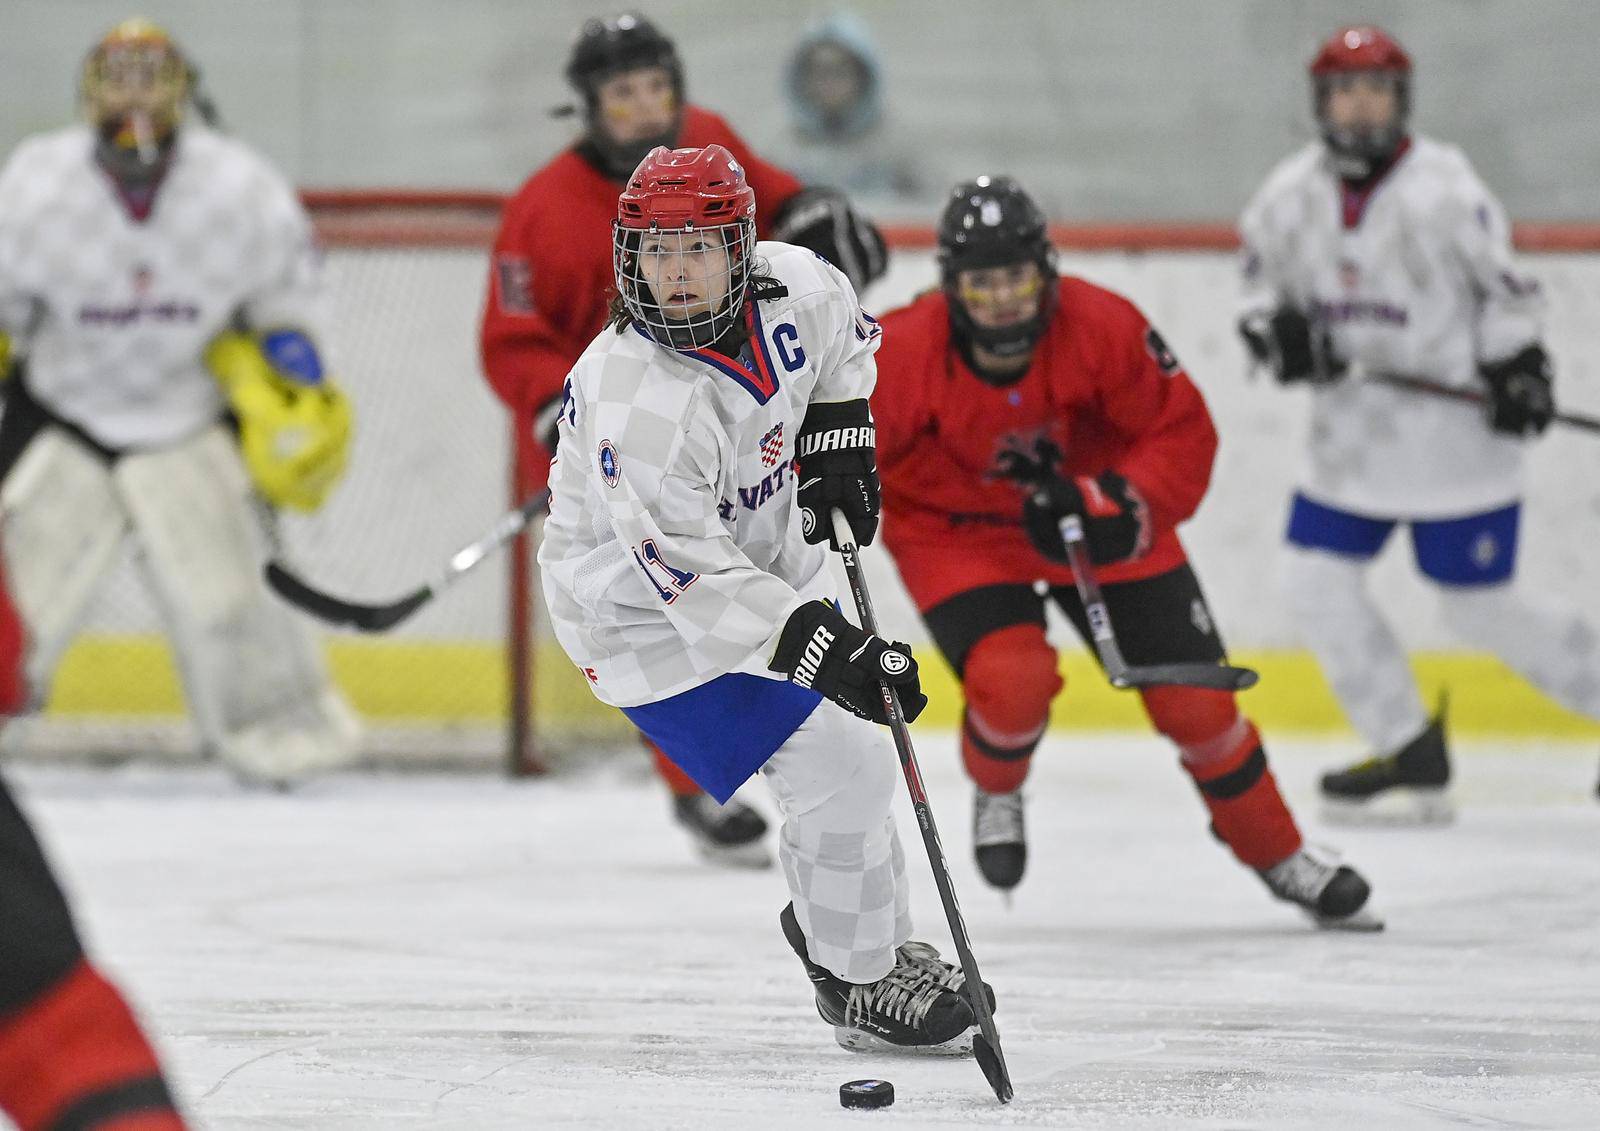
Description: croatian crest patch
598,440,620,487
759,422,784,467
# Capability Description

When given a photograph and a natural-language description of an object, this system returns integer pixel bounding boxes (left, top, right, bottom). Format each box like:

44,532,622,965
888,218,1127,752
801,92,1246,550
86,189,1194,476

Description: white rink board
16,737,1600,1129
51,247,1600,656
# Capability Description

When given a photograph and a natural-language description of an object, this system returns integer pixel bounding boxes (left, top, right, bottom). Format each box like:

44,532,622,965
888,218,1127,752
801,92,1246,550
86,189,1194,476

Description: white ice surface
10,735,1600,1130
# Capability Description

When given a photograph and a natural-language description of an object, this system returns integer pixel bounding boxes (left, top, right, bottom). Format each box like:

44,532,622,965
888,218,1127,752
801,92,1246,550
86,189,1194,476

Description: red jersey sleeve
868,297,939,471
478,185,590,418
679,106,804,238
1083,286,1219,533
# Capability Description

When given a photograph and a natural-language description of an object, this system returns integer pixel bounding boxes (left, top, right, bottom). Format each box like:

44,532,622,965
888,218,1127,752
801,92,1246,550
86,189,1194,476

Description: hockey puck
839,1079,894,1109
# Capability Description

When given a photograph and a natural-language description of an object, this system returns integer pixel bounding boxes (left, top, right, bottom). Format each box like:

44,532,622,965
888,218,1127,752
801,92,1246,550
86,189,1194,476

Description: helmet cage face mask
1313,71,1409,177
81,23,189,179
613,218,755,351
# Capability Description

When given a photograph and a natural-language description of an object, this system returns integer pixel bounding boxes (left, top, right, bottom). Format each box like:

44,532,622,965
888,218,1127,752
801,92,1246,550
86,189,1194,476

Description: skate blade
833,1025,974,1057
694,840,773,870
1320,787,1453,828
1311,906,1386,933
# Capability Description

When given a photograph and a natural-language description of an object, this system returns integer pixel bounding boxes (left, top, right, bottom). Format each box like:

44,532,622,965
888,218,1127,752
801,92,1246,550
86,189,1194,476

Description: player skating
481,12,887,865
540,144,989,1051
0,21,359,786
872,176,1378,930
1238,25,1600,820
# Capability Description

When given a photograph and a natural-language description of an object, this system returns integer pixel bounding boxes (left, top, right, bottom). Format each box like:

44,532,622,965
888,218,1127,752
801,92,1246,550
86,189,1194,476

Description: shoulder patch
598,439,620,487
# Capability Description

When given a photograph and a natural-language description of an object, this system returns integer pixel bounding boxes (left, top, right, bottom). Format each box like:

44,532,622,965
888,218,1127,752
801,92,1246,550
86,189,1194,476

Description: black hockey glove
1020,471,1151,566
770,600,927,725
770,187,889,293
532,393,563,453
796,398,879,550
1480,344,1554,436
1238,307,1346,385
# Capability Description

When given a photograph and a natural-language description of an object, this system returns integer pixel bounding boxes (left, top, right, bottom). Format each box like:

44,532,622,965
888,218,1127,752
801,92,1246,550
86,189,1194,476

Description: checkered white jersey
539,243,882,708
0,124,323,449
1239,134,1545,518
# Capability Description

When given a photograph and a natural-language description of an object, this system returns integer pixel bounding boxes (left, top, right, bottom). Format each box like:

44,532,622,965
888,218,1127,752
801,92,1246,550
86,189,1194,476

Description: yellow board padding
37,634,1600,738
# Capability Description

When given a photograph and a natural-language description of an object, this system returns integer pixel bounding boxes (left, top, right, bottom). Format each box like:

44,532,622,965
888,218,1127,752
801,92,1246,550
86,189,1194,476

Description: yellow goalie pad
0,330,11,378
205,331,353,512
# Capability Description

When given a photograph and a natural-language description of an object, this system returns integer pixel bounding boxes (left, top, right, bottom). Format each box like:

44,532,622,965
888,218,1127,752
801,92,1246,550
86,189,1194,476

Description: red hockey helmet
1308,26,1412,178
1309,25,1412,77
613,145,758,351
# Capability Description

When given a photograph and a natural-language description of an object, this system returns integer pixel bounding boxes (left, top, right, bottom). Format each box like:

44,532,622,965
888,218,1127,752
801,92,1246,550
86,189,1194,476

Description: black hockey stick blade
264,561,432,632
973,1033,1014,1104
1111,660,1259,692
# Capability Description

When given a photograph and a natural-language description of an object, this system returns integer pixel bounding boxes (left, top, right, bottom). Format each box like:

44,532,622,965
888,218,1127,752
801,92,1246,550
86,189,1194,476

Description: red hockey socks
0,960,187,1131
644,736,702,798
1143,687,1302,870
959,625,1063,795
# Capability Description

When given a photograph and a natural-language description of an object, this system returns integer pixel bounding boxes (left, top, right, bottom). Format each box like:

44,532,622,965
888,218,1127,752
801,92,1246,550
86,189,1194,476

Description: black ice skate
1257,846,1383,932
972,789,1026,891
672,793,771,868
780,903,978,1055
1319,708,1452,826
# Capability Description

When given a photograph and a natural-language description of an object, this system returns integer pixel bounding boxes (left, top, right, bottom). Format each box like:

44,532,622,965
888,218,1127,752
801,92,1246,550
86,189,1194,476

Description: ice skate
1258,846,1383,931
781,904,978,1055
1320,710,1452,826
672,793,771,868
972,788,1026,891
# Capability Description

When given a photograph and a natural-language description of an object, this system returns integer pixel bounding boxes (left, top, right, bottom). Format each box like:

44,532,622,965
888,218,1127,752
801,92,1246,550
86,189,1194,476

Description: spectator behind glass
782,12,922,205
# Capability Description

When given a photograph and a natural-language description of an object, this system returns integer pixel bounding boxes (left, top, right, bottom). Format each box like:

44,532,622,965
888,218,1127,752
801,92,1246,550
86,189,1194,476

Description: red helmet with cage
613,145,758,351
1308,26,1412,179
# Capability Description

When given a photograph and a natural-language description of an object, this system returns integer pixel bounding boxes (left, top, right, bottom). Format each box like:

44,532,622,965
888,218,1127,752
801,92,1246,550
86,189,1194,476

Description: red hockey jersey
873,279,1218,612
479,106,804,449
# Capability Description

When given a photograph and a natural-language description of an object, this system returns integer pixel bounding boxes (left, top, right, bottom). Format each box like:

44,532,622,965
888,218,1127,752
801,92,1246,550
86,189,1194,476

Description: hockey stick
265,490,551,631
1363,370,1600,434
1057,515,1259,691
829,511,1013,1105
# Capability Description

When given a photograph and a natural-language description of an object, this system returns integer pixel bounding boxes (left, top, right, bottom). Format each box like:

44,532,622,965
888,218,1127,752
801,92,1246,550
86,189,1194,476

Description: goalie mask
81,18,190,183
567,12,685,180
1310,25,1412,180
613,145,757,352
938,176,1058,367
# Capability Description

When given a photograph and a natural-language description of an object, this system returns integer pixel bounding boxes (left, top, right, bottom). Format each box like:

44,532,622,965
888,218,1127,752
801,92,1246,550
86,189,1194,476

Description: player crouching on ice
0,20,359,786
540,145,989,1051
870,176,1379,930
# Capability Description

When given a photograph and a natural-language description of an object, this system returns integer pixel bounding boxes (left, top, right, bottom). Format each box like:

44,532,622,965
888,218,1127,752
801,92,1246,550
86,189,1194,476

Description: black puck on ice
839,1079,894,1109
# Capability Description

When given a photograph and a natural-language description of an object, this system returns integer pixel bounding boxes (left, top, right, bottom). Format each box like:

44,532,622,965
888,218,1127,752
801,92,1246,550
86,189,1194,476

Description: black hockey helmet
565,13,685,178
937,176,1057,361
566,13,683,104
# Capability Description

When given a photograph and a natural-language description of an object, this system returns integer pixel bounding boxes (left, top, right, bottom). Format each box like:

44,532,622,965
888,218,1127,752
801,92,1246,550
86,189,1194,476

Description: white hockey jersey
1238,135,1544,518
0,124,323,449
539,243,881,708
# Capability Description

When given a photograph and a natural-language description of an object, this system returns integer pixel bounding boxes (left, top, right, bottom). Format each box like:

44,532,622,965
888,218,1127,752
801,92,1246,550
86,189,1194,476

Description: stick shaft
1368,371,1600,434
828,512,1012,1103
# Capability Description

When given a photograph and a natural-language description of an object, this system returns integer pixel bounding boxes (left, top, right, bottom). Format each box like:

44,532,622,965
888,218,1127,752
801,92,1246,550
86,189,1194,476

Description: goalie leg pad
0,429,127,701
960,624,1062,795
113,426,360,779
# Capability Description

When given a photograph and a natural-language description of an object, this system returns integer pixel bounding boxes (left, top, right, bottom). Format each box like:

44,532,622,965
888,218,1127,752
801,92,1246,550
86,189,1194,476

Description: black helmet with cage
566,12,685,179
937,176,1058,364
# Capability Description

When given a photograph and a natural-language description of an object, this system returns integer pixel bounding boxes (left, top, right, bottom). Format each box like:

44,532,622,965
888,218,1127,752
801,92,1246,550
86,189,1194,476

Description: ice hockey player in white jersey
1238,25,1600,819
0,20,360,785
541,144,991,1051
